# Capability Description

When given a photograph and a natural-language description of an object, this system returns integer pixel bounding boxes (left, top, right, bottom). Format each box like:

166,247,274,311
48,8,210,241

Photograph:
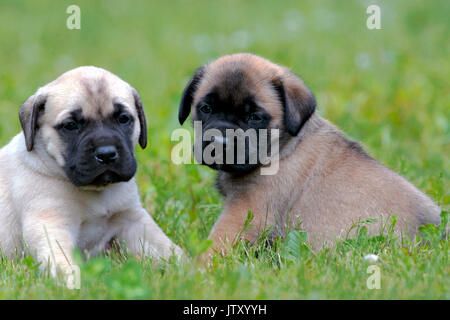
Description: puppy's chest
222,172,300,209
76,185,137,251
77,206,122,252
77,215,117,252
81,184,136,218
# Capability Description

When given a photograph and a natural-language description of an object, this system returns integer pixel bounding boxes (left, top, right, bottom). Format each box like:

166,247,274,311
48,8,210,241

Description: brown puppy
179,53,441,256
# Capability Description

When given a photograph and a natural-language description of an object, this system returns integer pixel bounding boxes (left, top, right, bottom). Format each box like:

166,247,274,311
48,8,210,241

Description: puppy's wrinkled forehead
194,54,283,108
210,69,248,104
78,76,110,117
43,66,135,122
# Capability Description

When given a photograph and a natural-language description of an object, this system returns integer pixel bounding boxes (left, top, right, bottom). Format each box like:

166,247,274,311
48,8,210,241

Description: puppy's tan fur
182,53,441,255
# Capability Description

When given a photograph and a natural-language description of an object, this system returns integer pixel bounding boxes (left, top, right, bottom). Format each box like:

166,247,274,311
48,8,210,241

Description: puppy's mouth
91,170,122,186
67,163,137,187
199,139,261,175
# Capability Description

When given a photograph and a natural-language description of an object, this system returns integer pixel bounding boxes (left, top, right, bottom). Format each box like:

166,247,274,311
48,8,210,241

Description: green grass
0,0,448,299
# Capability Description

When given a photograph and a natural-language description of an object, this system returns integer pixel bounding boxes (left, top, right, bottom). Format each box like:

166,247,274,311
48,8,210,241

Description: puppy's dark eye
118,113,132,125
247,113,262,122
62,120,79,131
199,104,212,114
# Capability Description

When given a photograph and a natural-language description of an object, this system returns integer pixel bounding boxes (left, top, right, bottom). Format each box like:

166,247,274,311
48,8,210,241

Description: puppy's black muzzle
64,128,137,187
198,121,265,175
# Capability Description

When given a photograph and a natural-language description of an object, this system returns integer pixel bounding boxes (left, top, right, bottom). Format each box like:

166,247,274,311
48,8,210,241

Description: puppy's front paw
63,264,81,289
144,242,188,263
46,264,81,289
197,248,215,267
169,244,189,263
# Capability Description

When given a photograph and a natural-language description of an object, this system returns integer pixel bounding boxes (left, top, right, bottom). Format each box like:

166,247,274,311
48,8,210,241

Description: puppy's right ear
19,93,47,152
178,66,205,125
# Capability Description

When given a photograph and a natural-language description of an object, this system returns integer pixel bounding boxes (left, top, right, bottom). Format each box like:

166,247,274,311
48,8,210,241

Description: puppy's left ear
178,66,205,125
19,93,47,152
131,88,147,149
272,71,316,136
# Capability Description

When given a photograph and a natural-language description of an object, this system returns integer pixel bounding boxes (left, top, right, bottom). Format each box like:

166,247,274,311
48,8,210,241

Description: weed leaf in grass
281,229,311,263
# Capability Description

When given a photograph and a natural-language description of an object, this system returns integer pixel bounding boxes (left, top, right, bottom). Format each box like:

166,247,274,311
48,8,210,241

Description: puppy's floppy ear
19,93,47,152
131,87,147,149
272,71,316,136
178,66,205,125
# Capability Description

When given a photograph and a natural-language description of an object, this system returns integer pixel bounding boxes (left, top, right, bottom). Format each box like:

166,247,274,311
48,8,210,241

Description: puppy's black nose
95,146,118,164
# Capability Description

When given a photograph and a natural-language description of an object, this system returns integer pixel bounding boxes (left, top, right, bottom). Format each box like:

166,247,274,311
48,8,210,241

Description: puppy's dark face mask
57,104,138,187
194,90,273,175
178,54,316,176
19,70,147,188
